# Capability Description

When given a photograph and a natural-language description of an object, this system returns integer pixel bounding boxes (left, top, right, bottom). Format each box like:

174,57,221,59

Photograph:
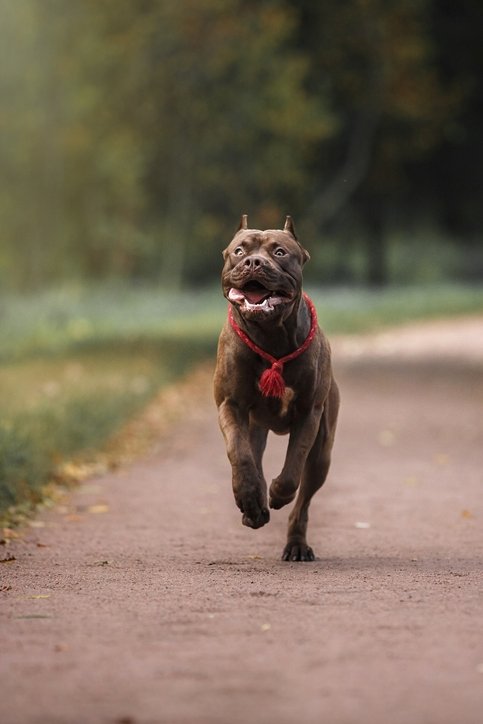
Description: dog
214,215,339,561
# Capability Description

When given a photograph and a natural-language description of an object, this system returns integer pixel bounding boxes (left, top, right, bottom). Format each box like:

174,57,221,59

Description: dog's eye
233,246,244,256
274,247,287,257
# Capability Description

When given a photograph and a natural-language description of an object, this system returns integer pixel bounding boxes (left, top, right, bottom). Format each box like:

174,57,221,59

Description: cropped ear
300,246,310,265
284,215,309,264
237,214,248,231
283,215,297,239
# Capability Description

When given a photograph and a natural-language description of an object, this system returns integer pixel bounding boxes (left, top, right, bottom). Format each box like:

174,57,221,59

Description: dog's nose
243,255,264,270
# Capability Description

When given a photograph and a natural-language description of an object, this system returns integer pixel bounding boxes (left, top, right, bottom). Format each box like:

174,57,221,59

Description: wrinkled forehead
225,229,301,254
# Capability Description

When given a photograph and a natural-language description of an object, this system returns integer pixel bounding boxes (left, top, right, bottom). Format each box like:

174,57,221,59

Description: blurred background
1,0,482,517
2,0,483,289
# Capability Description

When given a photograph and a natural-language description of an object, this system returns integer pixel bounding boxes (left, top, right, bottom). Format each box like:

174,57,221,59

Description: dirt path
1,318,483,724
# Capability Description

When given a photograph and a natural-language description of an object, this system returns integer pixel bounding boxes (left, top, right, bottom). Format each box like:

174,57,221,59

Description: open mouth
228,281,292,312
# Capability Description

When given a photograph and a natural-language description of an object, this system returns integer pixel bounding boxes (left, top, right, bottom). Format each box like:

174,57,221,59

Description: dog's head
221,215,310,322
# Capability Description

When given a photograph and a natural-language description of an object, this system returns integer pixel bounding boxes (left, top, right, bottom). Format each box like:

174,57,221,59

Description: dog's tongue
244,289,269,304
228,288,269,304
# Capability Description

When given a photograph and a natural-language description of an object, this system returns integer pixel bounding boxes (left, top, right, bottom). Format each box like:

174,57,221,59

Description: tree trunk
365,200,387,287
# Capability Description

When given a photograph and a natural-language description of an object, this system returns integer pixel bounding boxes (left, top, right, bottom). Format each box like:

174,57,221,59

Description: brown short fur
214,215,339,561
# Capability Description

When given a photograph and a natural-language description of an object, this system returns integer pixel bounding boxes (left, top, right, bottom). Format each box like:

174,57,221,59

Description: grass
2,282,483,361
1,281,482,521
0,283,223,363
0,340,214,522
308,284,483,334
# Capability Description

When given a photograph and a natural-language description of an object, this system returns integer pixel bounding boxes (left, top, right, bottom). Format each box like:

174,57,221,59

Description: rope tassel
228,294,318,399
259,362,286,398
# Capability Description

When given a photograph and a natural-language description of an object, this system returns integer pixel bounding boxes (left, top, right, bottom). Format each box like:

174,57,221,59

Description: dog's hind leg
282,380,339,561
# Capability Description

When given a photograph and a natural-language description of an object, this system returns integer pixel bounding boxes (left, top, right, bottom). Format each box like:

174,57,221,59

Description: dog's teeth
244,297,272,311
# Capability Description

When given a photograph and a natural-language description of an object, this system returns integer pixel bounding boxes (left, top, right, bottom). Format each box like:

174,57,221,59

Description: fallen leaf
36,543,49,548
56,462,92,483
2,528,19,539
461,509,474,519
404,476,419,487
260,623,271,632
87,504,109,514
377,430,396,447
27,594,50,599
247,554,263,560
355,521,371,529
434,453,450,466
64,514,82,522
15,614,53,620
1,584,13,591
0,554,16,563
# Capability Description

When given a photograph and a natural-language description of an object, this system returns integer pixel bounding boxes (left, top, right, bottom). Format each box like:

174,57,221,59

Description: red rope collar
228,293,318,398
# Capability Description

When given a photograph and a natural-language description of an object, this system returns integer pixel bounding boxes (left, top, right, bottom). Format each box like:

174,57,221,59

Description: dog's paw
269,477,297,510
234,486,270,529
282,542,315,562
241,505,270,529
269,492,296,510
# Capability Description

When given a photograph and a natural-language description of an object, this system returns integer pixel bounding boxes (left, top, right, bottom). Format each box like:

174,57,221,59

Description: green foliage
308,284,483,334
0,302,217,516
0,0,332,287
2,282,483,361
0,422,45,509
1,1,481,289
0,283,221,515
0,283,222,362
0,390,149,509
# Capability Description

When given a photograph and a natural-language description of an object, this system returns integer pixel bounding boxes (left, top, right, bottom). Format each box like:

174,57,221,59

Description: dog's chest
251,385,297,434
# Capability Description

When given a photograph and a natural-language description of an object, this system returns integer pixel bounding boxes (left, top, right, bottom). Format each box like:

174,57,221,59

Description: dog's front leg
269,408,322,510
218,400,270,529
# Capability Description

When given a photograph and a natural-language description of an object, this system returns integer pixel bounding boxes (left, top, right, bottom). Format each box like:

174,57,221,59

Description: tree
1,0,482,289
290,0,461,285
0,0,334,288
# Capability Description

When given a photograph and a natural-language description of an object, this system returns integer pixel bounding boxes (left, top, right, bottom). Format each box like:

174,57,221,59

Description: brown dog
214,215,339,561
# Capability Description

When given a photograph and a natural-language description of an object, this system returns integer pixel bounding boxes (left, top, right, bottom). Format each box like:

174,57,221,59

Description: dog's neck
230,292,311,359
